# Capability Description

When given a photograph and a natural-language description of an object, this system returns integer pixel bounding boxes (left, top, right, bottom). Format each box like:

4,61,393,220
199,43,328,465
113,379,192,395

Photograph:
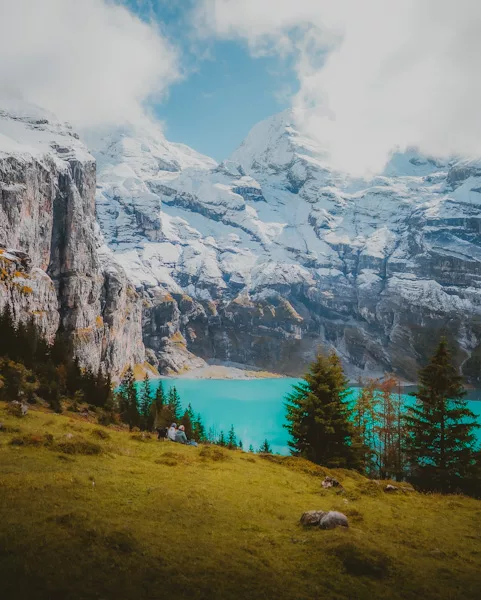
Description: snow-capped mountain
91,110,481,380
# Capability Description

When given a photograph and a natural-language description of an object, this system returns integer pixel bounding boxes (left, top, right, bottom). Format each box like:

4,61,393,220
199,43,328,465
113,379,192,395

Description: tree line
117,367,273,452
0,305,112,412
285,339,481,495
0,303,271,452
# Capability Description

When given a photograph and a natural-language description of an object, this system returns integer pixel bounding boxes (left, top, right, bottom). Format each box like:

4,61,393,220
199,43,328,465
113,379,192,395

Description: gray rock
322,476,342,489
385,484,399,492
300,510,326,526
319,511,349,530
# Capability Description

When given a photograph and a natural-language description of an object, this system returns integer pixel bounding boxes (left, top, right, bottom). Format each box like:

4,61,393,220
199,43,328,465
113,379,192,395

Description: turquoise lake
151,378,481,455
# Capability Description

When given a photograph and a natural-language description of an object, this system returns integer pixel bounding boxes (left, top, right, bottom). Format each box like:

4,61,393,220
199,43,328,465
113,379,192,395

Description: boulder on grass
300,510,326,526
319,511,349,530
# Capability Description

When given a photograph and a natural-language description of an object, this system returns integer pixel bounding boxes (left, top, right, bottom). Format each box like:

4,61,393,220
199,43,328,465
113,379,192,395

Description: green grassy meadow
1,401,480,600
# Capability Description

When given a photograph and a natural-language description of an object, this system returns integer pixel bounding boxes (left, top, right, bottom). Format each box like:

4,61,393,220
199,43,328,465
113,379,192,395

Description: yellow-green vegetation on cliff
0,402,480,600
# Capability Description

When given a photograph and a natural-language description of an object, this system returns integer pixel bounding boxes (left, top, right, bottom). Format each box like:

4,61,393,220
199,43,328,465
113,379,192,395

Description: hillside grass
0,402,480,600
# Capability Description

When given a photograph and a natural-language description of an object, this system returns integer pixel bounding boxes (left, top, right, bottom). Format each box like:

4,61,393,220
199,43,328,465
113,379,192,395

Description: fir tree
227,424,237,449
217,430,227,447
193,413,206,443
352,378,379,476
167,386,182,422
248,444,254,453
139,373,153,430
119,367,139,431
405,339,480,492
238,440,243,450
259,439,272,454
285,351,363,469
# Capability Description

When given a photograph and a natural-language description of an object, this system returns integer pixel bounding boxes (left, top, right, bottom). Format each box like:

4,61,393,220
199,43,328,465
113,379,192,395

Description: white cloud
197,0,481,176
0,0,179,128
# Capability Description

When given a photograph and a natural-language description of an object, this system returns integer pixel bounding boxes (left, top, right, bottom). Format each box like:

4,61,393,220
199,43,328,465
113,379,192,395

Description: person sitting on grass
175,425,198,447
167,423,177,442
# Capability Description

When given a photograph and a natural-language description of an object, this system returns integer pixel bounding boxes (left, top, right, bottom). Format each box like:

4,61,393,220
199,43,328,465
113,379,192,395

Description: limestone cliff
0,103,144,377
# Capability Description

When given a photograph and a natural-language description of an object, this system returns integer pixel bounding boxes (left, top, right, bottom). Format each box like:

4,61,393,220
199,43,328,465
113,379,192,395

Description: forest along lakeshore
1,305,481,599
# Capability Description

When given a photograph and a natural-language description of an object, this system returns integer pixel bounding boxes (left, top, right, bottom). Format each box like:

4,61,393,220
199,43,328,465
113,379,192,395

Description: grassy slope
0,402,480,600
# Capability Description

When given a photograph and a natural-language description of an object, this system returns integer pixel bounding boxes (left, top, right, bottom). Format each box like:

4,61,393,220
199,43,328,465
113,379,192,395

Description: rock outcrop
0,102,144,377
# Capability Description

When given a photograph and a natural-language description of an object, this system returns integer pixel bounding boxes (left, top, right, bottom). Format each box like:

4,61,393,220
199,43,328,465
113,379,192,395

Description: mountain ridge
1,100,481,380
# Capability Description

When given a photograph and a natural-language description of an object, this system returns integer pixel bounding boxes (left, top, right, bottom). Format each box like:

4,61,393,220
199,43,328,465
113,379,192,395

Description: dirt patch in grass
199,446,231,461
330,542,391,579
55,438,103,455
258,454,329,477
0,424,21,434
10,433,54,447
131,433,153,442
104,530,139,554
91,428,110,440
155,451,193,467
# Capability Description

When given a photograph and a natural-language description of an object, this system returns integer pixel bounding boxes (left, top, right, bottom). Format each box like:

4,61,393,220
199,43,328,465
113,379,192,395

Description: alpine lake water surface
144,378,481,455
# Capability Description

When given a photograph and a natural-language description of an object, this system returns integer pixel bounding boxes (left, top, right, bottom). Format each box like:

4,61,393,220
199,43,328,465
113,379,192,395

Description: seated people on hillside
167,423,177,441
175,425,198,446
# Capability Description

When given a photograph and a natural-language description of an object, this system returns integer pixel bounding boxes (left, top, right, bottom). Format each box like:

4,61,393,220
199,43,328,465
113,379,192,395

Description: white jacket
167,426,177,442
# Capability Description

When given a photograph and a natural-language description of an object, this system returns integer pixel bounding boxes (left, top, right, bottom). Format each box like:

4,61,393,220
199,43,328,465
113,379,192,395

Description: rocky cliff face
91,111,481,381
0,102,144,377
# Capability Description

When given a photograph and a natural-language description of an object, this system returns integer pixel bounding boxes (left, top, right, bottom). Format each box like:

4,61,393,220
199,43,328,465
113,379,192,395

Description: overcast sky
1,0,481,174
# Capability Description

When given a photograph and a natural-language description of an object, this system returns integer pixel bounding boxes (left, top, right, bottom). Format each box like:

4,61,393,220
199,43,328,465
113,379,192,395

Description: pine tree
227,424,237,449
259,439,272,454
405,339,480,492
375,377,406,480
119,367,139,431
167,386,182,422
139,373,152,430
238,440,243,450
207,426,218,444
217,430,227,447
193,413,206,443
285,351,363,469
352,378,379,475
248,444,254,453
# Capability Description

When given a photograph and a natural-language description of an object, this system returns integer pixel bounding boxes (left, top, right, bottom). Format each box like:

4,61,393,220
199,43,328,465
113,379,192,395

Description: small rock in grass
322,476,342,489
300,510,326,526
385,484,398,492
319,511,349,530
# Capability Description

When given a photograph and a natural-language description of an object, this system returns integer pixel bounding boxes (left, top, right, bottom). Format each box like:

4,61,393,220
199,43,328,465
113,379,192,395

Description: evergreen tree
193,413,206,443
248,444,254,453
285,351,364,469
119,367,139,430
259,439,272,454
167,386,182,421
139,372,153,430
227,424,237,449
207,426,218,444
217,430,227,447
238,439,243,450
405,339,479,492
353,378,379,476
152,381,167,428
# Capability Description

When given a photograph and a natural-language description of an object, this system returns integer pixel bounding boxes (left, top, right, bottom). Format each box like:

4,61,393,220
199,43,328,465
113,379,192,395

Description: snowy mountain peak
230,110,328,175
0,96,92,166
